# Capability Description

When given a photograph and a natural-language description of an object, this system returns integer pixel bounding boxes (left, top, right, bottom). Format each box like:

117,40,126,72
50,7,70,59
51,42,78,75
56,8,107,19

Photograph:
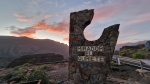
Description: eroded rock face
69,9,120,84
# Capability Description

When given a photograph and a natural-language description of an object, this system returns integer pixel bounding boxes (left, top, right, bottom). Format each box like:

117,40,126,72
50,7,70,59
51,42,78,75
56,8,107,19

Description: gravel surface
1,62,149,84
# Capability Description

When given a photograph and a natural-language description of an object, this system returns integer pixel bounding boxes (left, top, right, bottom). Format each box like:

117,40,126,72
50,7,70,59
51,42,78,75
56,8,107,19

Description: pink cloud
93,5,119,21
125,17,150,26
9,26,36,38
127,32,139,35
14,13,33,22
8,19,69,38
63,37,69,42
13,12,41,22
17,18,32,22
44,15,51,19
33,20,69,35
13,33,35,38
93,0,149,22
117,40,127,44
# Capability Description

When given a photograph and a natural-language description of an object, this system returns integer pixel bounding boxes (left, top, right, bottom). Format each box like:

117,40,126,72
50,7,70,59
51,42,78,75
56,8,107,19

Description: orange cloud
8,20,69,38
33,20,69,35
63,37,69,42
9,26,36,38
13,33,35,38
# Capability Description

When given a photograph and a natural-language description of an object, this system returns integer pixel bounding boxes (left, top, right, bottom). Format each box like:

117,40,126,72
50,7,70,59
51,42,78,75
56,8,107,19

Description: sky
0,0,150,45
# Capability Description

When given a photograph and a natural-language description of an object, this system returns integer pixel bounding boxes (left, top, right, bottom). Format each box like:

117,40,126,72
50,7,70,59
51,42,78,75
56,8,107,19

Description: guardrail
32,55,150,70
112,55,150,70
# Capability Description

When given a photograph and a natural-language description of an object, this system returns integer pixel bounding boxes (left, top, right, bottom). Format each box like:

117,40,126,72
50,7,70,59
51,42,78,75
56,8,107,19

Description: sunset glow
0,0,150,45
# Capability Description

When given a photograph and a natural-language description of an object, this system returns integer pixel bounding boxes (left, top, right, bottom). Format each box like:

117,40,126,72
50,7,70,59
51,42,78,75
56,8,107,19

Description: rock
69,67,76,73
2,73,12,80
22,80,41,84
139,77,150,84
63,80,74,84
73,73,81,82
136,69,150,77
69,9,120,83
111,65,127,72
10,81,16,84
57,80,64,84
7,77,20,83
28,68,34,72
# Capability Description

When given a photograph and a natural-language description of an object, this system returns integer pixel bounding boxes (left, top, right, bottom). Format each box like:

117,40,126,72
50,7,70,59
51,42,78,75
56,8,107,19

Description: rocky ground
0,62,150,84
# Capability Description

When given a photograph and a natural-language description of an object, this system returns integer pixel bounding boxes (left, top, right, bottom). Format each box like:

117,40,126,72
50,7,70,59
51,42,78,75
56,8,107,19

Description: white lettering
77,46,103,52
78,56,104,62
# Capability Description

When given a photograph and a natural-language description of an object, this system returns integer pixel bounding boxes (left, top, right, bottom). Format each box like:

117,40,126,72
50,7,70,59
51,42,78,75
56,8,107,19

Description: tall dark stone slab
69,9,120,84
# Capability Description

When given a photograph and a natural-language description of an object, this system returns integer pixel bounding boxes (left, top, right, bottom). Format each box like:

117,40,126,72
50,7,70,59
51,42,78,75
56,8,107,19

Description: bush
27,70,50,84
22,63,31,67
119,52,126,56
39,65,48,70
142,48,147,50
11,68,27,81
132,52,145,59
14,63,31,70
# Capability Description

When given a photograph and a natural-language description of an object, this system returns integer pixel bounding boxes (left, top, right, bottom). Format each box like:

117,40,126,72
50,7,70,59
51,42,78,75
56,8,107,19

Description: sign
69,9,120,84
77,46,104,62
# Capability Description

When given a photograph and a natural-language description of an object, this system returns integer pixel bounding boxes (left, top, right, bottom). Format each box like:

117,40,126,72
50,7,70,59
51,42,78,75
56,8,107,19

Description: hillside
115,40,147,50
0,36,69,67
7,53,64,68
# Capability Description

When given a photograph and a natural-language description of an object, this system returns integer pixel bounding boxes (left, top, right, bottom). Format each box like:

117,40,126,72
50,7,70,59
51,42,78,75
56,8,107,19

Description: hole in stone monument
83,25,103,41
83,22,103,41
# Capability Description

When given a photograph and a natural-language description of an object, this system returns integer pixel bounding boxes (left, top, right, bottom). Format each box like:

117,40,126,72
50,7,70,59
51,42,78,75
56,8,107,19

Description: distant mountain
0,36,69,67
7,53,64,68
115,40,148,50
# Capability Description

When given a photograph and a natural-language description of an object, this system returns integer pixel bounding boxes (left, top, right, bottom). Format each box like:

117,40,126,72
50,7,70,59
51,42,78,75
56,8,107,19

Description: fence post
117,57,121,65
140,61,143,70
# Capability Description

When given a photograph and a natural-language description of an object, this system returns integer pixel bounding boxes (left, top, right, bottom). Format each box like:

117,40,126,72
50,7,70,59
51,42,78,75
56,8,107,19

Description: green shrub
14,63,31,70
22,63,31,67
132,52,145,59
119,52,126,56
142,48,147,50
39,65,48,70
27,70,50,84
11,69,26,81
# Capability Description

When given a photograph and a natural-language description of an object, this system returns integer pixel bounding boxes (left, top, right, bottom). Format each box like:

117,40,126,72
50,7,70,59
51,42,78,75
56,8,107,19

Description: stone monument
69,9,120,84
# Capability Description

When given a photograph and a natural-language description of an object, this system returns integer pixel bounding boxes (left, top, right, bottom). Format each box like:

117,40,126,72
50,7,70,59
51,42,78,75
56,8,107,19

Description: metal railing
112,55,150,70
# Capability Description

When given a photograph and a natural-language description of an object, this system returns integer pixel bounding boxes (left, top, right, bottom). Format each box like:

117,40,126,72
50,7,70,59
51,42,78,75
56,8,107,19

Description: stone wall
69,9,120,84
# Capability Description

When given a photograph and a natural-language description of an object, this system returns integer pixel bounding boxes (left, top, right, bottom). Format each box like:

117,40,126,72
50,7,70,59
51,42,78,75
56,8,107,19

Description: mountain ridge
115,40,148,50
0,36,69,67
